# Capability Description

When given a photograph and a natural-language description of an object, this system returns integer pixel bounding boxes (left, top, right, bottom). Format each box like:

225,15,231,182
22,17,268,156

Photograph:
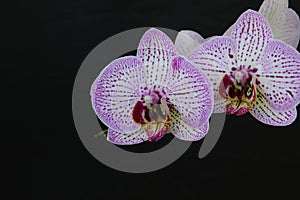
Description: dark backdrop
32,0,300,199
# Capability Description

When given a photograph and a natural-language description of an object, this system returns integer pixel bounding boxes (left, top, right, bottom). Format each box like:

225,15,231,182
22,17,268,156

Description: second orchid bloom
187,9,300,126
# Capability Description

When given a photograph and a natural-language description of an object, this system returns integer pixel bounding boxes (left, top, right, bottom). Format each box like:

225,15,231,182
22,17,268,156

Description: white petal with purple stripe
107,128,148,145
249,87,297,126
258,39,300,111
137,28,177,88
91,56,145,133
170,106,209,141
188,36,235,112
165,56,213,128
232,10,273,67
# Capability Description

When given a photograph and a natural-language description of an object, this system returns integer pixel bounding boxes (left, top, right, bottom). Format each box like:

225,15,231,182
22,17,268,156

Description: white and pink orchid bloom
188,10,300,126
175,0,300,56
90,28,213,145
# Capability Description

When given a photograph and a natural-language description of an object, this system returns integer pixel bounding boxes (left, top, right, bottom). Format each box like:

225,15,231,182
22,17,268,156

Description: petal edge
91,56,144,133
249,87,297,126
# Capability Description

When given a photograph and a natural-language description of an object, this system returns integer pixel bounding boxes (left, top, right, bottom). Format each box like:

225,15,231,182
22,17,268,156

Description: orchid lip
220,65,258,116
132,87,171,141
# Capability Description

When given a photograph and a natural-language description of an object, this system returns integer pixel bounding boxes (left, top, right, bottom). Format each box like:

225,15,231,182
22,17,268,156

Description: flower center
219,66,258,115
132,88,171,141
234,71,245,83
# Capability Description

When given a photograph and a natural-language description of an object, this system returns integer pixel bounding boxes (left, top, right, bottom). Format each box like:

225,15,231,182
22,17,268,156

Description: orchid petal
137,28,177,88
175,30,204,56
273,9,300,48
170,107,209,141
258,39,300,111
91,56,145,133
259,0,300,48
165,56,213,128
232,10,273,67
107,128,148,145
223,24,234,37
188,36,235,112
259,0,288,35
213,98,229,113
249,87,297,126
201,36,218,44
180,30,205,44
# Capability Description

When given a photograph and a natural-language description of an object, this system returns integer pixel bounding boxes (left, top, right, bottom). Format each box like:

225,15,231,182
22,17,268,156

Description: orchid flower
175,0,300,56
188,10,300,126
90,28,213,145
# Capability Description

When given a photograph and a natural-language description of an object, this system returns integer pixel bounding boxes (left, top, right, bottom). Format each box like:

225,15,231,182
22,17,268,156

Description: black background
31,0,300,199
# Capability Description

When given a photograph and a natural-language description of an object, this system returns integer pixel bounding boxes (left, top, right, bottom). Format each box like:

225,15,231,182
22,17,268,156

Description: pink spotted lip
219,65,258,116
132,88,171,142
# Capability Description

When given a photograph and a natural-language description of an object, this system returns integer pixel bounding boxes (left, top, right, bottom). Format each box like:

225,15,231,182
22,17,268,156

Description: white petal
137,28,176,88
249,87,297,126
273,9,300,48
165,56,213,128
181,30,205,43
213,98,228,113
170,107,209,141
258,0,288,35
223,24,234,37
175,30,204,57
91,56,145,133
258,39,300,111
232,10,273,67
188,36,234,112
107,128,148,145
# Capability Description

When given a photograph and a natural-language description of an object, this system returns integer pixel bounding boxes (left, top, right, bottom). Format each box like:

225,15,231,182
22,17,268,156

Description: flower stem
94,129,108,139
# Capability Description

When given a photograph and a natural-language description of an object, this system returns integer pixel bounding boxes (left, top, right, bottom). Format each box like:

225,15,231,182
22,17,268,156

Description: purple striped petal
175,30,204,56
188,36,235,113
91,56,145,133
232,10,273,67
258,39,300,111
249,87,297,126
165,56,213,128
107,128,148,145
273,9,300,48
170,107,209,141
137,28,177,87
